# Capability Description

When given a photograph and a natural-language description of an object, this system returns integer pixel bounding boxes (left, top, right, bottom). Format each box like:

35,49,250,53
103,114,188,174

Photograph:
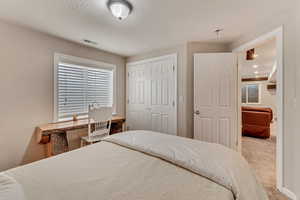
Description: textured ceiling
0,0,293,56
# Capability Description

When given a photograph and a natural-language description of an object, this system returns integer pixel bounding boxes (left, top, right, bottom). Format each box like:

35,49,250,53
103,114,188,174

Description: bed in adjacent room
0,131,268,200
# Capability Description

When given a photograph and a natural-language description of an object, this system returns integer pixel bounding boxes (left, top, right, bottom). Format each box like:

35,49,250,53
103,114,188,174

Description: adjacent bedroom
0,0,299,200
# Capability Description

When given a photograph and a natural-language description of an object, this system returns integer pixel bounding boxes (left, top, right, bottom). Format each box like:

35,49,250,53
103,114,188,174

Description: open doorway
234,27,286,199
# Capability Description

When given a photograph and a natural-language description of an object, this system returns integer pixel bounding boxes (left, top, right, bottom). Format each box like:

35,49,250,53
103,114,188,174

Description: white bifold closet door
126,54,177,135
194,53,238,149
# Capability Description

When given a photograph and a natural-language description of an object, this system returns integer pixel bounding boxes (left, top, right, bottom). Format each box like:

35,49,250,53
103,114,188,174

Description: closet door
126,55,177,135
148,58,176,135
126,64,149,130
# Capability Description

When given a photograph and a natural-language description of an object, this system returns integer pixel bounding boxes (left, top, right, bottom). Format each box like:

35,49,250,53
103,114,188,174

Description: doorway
234,27,285,199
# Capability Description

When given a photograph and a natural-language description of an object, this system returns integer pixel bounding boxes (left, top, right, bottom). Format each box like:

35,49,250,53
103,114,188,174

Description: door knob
194,110,200,115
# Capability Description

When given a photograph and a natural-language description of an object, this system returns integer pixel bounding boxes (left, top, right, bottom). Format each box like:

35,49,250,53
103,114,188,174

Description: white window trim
53,53,117,122
242,83,261,105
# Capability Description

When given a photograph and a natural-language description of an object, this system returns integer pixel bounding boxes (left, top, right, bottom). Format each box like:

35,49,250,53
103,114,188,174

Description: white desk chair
81,105,112,147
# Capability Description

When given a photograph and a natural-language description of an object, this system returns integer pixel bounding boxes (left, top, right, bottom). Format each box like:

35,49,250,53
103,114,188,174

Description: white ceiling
0,0,293,56
240,38,276,79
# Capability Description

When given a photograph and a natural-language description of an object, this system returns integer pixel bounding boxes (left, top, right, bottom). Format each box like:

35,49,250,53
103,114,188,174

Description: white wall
0,20,126,171
230,5,299,198
242,81,277,119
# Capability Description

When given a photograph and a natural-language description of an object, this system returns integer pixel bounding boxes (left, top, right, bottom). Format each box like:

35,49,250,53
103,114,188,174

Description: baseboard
279,187,298,200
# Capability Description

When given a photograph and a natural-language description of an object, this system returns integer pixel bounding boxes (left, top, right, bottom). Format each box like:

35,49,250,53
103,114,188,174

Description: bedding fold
0,173,26,200
102,131,268,200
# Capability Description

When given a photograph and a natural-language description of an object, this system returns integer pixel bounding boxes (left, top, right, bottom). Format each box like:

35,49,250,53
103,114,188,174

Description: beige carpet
242,124,289,200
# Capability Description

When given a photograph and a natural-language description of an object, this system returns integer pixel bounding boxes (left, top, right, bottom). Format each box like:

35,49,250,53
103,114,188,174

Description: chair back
88,105,112,139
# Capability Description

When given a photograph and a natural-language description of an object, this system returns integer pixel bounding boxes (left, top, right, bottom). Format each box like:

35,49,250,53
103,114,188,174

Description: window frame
54,53,117,122
241,83,261,104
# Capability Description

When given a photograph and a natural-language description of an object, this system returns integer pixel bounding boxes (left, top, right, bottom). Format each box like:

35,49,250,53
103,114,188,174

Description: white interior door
127,64,148,130
194,53,237,149
127,54,177,135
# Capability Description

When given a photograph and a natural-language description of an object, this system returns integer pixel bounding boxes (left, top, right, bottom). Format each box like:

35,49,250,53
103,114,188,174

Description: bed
0,131,268,200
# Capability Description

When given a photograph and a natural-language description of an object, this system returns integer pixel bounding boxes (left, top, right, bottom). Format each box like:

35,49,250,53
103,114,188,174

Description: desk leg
122,122,126,132
45,136,53,158
40,135,52,158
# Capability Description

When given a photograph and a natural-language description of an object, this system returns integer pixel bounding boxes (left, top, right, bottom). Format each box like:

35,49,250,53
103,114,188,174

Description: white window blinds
57,63,113,120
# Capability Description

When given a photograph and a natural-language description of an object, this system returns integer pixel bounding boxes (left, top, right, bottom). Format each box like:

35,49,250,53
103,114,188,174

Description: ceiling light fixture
253,65,258,69
107,0,133,20
254,71,259,74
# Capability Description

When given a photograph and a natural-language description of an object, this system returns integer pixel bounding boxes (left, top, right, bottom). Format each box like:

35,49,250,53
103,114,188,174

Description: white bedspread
1,130,267,200
102,131,268,200
0,174,26,200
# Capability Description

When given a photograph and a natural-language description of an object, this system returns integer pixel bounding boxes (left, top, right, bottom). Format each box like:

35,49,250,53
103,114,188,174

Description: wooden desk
36,116,126,157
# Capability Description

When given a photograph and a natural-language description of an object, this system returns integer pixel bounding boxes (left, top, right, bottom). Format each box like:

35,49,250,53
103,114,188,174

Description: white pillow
0,174,26,200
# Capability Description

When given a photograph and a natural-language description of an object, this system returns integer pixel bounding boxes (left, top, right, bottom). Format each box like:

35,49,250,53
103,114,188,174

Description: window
241,84,260,104
54,54,116,121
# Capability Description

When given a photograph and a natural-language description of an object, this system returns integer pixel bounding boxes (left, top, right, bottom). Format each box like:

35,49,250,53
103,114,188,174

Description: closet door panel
127,55,177,135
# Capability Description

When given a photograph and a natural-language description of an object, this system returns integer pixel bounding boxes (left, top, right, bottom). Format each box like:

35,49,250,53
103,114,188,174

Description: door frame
126,53,178,135
233,26,284,193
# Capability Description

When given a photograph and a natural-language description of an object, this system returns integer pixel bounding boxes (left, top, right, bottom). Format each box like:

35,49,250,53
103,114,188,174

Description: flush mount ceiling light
107,0,133,20
254,71,259,74
253,65,259,68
